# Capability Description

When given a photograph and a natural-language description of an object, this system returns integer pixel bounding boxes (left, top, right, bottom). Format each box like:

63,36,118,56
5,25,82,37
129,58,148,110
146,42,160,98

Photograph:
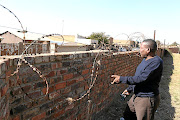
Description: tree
156,40,161,47
87,32,110,44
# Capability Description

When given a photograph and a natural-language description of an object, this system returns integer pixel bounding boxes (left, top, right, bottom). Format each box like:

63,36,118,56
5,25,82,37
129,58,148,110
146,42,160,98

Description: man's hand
111,75,120,84
122,89,130,95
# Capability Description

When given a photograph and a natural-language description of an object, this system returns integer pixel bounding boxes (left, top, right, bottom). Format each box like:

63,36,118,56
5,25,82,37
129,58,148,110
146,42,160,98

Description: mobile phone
120,94,126,101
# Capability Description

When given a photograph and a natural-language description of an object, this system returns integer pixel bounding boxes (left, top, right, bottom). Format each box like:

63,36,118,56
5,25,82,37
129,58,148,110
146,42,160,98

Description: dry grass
154,53,180,120
169,53,180,119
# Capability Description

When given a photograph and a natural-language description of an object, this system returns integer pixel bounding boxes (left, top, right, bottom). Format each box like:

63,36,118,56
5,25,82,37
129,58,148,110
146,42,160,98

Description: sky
0,0,180,44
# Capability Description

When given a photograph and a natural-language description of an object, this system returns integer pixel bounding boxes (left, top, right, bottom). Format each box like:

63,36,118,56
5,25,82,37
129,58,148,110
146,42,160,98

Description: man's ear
147,48,151,53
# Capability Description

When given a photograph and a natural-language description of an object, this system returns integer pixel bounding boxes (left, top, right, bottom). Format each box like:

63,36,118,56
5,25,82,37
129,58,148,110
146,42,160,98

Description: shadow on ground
93,50,175,120
92,92,131,120
154,50,175,120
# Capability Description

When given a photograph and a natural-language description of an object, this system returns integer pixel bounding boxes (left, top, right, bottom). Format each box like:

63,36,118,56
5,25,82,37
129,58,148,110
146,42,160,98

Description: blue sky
0,0,180,44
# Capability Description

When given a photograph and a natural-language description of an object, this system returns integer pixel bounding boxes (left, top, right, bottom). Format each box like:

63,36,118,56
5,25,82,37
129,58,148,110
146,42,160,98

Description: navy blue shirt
120,56,163,97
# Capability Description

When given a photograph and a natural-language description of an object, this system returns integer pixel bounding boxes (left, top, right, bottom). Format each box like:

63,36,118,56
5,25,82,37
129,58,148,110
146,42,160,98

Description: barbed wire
0,4,107,104
1,27,141,101
0,4,24,30
0,4,51,102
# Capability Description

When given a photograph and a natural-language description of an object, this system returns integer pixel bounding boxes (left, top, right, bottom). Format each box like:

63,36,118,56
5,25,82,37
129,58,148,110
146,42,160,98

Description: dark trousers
123,94,160,120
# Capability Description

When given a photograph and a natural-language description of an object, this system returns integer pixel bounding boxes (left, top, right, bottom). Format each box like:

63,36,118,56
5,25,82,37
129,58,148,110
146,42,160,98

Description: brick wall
0,49,164,120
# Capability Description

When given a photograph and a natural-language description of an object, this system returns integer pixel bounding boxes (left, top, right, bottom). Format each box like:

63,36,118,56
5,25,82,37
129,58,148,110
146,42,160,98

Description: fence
0,41,50,56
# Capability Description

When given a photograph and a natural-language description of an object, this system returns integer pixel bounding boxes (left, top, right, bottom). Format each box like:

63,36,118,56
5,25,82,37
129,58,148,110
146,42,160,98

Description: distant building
48,34,98,52
48,34,98,45
0,31,22,43
55,42,88,52
113,39,136,47
0,31,50,55
0,31,51,43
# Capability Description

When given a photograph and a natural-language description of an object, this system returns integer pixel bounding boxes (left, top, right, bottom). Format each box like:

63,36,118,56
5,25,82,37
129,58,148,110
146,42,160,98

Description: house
0,31,50,55
0,31,22,43
0,36,4,43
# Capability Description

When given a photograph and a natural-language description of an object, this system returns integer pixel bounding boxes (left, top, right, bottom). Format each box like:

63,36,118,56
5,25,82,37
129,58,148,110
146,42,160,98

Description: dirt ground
94,52,180,120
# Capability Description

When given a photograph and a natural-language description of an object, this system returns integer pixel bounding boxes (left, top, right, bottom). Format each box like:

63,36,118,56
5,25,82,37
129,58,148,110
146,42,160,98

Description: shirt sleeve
120,60,161,85
126,85,135,93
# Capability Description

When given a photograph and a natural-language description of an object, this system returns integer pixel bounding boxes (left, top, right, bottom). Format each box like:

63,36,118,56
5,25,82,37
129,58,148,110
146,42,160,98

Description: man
111,39,163,120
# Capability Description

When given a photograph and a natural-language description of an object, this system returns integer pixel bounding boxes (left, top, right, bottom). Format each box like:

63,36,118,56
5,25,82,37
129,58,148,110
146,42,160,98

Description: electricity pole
154,30,156,40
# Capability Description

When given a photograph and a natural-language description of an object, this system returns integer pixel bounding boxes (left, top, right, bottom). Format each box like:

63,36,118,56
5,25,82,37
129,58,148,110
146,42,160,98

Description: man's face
140,42,150,58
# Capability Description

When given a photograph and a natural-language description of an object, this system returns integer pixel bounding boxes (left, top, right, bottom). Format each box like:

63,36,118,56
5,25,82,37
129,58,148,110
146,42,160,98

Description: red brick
51,63,57,70
23,108,39,119
42,87,47,95
22,85,32,93
66,80,76,86
84,84,89,91
26,91,41,99
0,116,3,120
9,79,16,87
82,69,89,75
63,73,73,81
45,71,55,77
60,69,67,74
32,112,46,120
48,86,55,93
1,85,8,97
50,78,55,84
57,63,62,68
56,70,61,76
55,82,66,90
87,64,92,68
6,70,12,77
42,85,54,95
75,76,84,82
54,109,65,118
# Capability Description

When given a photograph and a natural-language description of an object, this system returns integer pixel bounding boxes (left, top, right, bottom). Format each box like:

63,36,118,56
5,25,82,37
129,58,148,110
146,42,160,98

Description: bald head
142,39,157,53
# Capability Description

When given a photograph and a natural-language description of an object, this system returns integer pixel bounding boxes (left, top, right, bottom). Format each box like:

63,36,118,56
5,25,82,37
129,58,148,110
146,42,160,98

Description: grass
169,53,180,119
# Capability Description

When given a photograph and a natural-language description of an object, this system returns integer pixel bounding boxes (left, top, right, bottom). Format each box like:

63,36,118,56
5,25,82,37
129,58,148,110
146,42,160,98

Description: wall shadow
154,50,175,120
92,90,131,120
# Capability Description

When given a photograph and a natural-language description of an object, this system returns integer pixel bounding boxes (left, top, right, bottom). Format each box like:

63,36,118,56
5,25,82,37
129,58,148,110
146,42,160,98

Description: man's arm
111,60,161,85
120,60,161,85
